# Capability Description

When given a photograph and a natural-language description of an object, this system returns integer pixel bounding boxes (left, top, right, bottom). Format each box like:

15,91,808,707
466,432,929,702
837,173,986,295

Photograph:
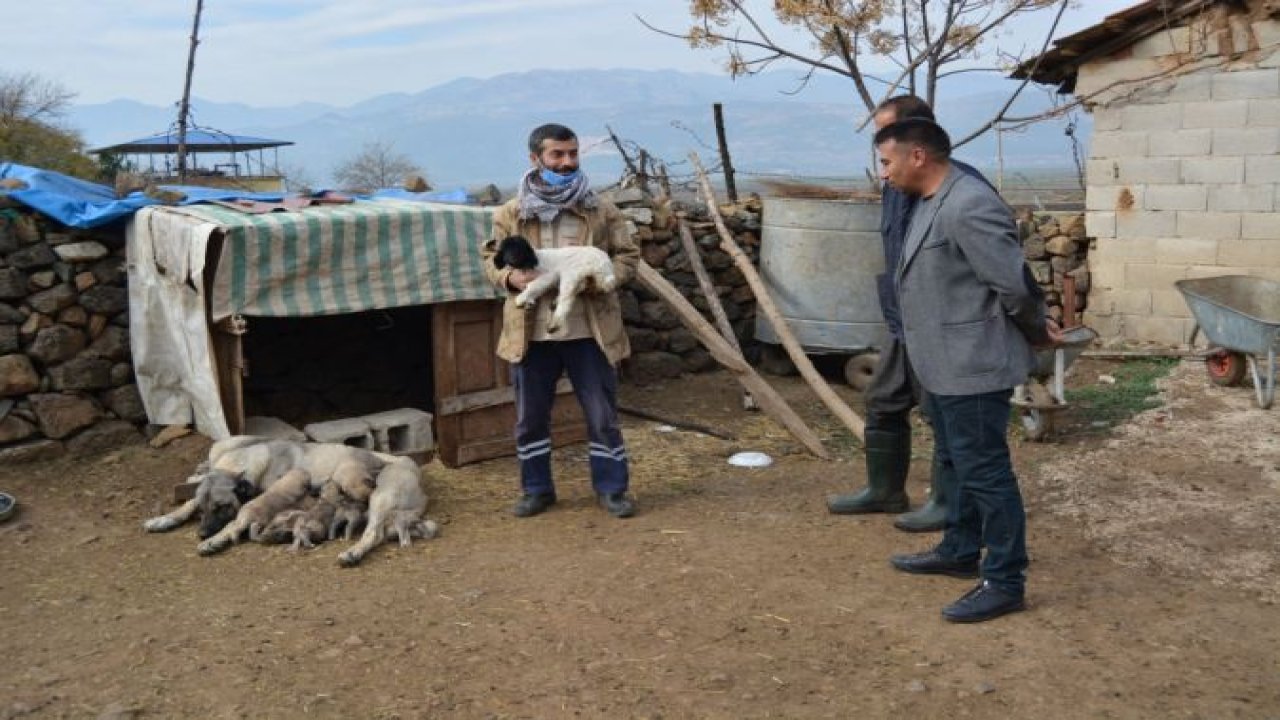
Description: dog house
127,199,586,466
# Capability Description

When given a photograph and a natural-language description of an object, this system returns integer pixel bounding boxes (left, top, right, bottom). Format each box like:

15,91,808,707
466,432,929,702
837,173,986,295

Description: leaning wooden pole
689,151,867,444
635,262,831,460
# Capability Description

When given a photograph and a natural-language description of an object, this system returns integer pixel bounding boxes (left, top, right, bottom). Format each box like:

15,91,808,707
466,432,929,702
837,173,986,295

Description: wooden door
432,300,586,467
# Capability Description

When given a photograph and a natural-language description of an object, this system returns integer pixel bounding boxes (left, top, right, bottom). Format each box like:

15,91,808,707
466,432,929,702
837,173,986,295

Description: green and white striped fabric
179,199,502,320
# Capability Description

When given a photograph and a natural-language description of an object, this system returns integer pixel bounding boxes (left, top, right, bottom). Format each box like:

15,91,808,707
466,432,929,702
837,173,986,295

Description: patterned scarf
516,167,597,223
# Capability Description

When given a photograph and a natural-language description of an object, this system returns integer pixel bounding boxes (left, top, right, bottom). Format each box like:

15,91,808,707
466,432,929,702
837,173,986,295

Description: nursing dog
197,468,313,555
492,234,617,333
338,456,440,567
143,436,385,539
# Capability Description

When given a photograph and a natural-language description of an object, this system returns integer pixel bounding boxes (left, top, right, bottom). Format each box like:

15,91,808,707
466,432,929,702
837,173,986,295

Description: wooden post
713,103,738,204
606,124,640,179
176,0,205,182
689,152,866,444
636,262,830,459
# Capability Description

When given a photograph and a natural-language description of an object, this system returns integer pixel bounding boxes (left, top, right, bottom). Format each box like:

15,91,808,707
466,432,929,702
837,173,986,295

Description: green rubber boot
826,429,911,514
893,454,955,532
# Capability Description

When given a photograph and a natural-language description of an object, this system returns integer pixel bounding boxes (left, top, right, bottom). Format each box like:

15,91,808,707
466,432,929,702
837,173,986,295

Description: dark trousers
928,390,1028,596
511,339,629,497
863,335,922,436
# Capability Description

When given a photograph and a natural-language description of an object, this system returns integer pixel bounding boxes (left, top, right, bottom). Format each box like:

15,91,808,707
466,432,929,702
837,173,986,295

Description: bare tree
0,72,96,178
0,71,75,125
641,0,1072,147
332,140,424,191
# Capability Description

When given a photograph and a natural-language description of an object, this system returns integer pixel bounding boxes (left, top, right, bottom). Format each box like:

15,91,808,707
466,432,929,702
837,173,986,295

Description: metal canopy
90,130,294,154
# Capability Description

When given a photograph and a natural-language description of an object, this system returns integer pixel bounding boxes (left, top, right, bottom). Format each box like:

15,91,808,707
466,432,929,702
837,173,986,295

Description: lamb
492,234,618,333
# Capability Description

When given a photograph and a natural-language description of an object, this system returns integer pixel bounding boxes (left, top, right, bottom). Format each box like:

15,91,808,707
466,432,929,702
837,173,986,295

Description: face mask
539,166,579,187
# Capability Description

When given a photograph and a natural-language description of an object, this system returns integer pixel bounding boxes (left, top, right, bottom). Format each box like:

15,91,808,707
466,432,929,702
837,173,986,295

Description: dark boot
893,455,955,533
827,429,910,514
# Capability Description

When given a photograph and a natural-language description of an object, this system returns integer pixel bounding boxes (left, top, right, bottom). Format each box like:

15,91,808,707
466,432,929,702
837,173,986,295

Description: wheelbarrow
1011,325,1098,441
1175,275,1280,409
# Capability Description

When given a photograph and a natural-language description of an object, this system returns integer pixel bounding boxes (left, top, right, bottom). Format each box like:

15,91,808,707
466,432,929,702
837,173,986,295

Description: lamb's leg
142,497,199,532
514,271,559,309
546,274,580,333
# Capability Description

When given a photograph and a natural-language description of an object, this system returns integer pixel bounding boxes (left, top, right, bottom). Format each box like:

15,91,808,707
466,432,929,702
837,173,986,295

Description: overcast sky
12,1,1136,107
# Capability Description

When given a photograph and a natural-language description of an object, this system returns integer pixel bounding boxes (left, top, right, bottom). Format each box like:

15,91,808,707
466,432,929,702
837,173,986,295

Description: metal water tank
754,197,887,355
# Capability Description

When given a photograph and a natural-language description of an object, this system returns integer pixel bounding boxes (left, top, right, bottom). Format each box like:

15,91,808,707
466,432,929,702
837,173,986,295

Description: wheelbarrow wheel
1020,382,1056,442
843,352,880,392
1205,349,1247,387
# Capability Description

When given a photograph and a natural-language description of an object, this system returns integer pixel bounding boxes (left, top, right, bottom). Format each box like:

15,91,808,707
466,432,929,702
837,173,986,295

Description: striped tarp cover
178,199,502,320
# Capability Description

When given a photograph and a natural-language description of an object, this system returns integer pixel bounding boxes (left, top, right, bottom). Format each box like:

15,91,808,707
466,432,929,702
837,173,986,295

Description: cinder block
243,416,307,442
1093,234,1159,261
1077,58,1166,101
1147,128,1212,157
1081,311,1124,341
1174,212,1240,241
1087,158,1119,183
1144,185,1207,211
1121,103,1184,131
1125,262,1187,290
1218,239,1280,266
358,407,435,456
1246,98,1280,128
1212,68,1280,101
1087,184,1144,211
1241,212,1280,240
1208,184,1274,212
1157,234,1223,261
1212,127,1280,156
1130,26,1192,58
1152,289,1193,318
1086,211,1116,239
303,418,374,449
1088,130,1150,158
1117,157,1182,184
1111,288,1154,315
1126,315,1194,346
1181,156,1244,184
1182,99,1248,129
1245,155,1280,183
1092,107,1123,132
1088,261,1125,292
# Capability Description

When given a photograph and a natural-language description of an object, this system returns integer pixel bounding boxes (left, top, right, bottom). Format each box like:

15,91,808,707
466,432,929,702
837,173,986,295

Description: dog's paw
143,516,178,533
337,550,362,567
417,519,441,540
197,538,230,556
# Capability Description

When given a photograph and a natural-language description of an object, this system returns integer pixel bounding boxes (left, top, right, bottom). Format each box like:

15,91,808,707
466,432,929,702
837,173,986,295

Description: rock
1027,261,1052,285
641,243,672,267
30,392,101,438
0,268,28,300
57,305,88,327
402,174,431,192
28,325,87,366
627,327,661,353
639,301,681,330
1036,218,1060,237
620,291,642,324
1067,267,1091,295
0,414,37,443
625,351,684,385
75,271,97,292
49,355,114,391
907,679,928,693
1045,235,1078,257
86,326,130,361
52,262,74,284
0,325,16,354
608,187,648,206
974,681,996,695
0,438,65,464
667,328,699,354
79,286,129,315
0,354,40,396
67,420,142,457
0,222,15,254
148,424,191,448
111,310,130,328
698,672,734,691
91,258,127,286
88,314,109,339
703,249,733,271
631,224,653,243
8,243,57,270
621,207,654,225
27,284,77,315
730,285,755,304
681,349,716,373
1022,236,1048,261
44,232,74,246
20,312,50,337
0,302,22,323
1061,214,1086,239
110,362,134,387
1050,255,1082,275
102,384,147,422
13,214,40,244
28,270,56,290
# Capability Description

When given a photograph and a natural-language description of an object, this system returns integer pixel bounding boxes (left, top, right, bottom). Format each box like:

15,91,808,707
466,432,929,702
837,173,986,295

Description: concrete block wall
1081,10,1280,346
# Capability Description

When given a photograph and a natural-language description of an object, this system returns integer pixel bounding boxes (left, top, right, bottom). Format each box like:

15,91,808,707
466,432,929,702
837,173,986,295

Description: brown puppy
260,497,338,552
198,468,312,556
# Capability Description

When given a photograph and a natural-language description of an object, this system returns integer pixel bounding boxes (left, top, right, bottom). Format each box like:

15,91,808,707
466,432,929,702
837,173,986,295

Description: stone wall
0,207,143,462
1020,210,1090,327
1080,2,1280,345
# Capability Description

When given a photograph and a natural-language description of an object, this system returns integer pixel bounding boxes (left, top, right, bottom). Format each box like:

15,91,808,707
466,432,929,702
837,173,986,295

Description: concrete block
1093,234,1159,261
1089,262,1125,292
1241,212,1280,240
1116,157,1182,184
243,416,307,442
1212,127,1280,156
1086,211,1116,239
1121,103,1184,131
1088,130,1149,158
1086,158,1118,184
1147,128,1212,157
1091,106,1123,132
1161,71,1214,102
1144,185,1207,211
1152,289,1193,318
1182,99,1248,129
1130,26,1192,58
1081,311,1124,341
303,418,374,449
1175,211,1241,240
1208,184,1274,212
1127,315,1195,346
1124,262,1187,290
1181,156,1244,184
1212,68,1280,100
1111,288,1153,315
1157,234,1222,261
1087,184,1143,211
1218,239,1280,266
1247,98,1280,128
1077,58,1166,101
358,407,434,456
1245,155,1280,183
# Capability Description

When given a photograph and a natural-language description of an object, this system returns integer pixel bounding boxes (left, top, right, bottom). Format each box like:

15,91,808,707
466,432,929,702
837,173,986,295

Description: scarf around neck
517,167,597,223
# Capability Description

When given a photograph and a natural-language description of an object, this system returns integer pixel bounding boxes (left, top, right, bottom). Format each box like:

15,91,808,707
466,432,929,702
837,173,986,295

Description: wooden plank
438,379,573,416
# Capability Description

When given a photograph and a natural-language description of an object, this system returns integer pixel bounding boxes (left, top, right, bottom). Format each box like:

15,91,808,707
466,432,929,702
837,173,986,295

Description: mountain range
68,69,1088,188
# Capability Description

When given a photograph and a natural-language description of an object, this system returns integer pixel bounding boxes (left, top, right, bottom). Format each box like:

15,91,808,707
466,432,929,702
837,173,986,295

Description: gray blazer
895,165,1048,396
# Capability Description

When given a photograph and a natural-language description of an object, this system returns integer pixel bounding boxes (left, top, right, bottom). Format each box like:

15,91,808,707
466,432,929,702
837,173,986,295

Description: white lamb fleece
514,246,618,333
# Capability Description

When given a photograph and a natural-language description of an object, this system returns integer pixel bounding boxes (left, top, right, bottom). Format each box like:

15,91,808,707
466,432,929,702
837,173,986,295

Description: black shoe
942,580,1026,623
513,493,556,518
889,549,980,578
598,492,636,518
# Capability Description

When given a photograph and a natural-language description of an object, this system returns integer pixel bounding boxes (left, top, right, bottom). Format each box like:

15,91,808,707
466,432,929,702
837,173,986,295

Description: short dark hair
874,95,936,123
873,118,952,159
528,123,577,155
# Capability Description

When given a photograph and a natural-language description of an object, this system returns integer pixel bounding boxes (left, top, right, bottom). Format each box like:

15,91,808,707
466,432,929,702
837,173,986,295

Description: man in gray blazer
874,118,1061,623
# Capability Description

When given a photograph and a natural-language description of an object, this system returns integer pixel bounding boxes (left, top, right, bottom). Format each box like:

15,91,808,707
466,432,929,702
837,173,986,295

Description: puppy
197,468,313,556
260,497,337,552
492,234,617,333
319,478,369,541
338,457,440,567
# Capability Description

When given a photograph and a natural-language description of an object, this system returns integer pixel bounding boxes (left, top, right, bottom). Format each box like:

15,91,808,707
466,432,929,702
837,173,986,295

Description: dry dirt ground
1,358,1278,719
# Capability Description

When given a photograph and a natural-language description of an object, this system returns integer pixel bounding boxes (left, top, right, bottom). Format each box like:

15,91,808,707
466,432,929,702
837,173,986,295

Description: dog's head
493,235,538,271
194,469,258,539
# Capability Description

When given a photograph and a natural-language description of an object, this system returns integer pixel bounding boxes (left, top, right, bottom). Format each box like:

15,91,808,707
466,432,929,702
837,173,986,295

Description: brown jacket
482,196,639,365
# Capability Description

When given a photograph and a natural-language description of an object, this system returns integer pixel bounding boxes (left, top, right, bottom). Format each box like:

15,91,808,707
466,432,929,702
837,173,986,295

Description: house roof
1012,0,1231,92
91,130,294,155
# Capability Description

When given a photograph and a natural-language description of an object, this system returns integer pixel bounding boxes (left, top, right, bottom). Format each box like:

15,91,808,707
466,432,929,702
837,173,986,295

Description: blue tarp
0,163,472,229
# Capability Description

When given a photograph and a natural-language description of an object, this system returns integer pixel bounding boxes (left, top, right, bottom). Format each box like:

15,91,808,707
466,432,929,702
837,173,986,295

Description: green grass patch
1066,358,1179,428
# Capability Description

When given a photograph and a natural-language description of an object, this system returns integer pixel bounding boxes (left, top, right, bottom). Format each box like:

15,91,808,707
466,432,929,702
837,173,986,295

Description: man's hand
507,269,540,292
1035,317,1065,349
